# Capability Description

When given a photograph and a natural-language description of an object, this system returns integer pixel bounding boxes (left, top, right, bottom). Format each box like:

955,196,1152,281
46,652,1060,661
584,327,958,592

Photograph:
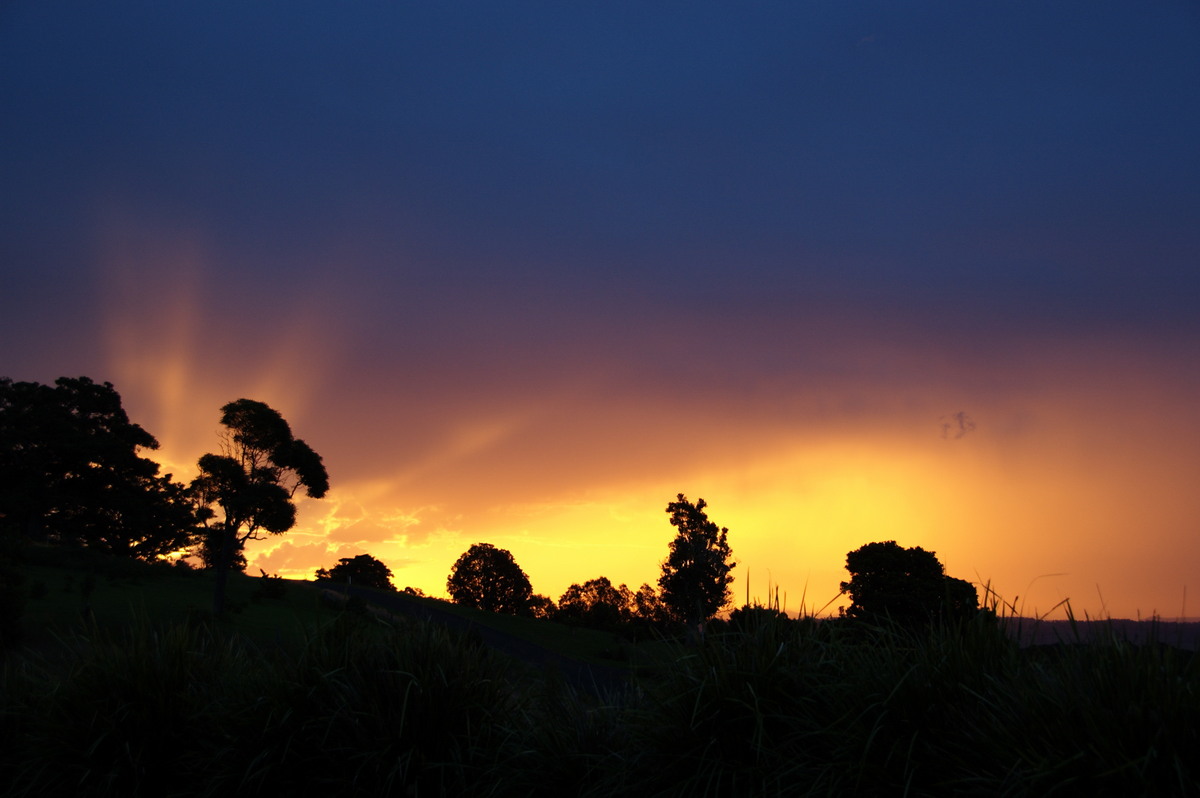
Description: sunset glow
4,3,1199,621
93,258,1200,620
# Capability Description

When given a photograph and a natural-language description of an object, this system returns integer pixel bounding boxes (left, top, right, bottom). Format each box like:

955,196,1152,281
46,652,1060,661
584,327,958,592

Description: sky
3,1,1199,619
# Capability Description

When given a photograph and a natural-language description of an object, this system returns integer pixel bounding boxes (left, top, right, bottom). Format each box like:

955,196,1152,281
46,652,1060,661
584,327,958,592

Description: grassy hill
7,544,335,651
4,544,672,678
3,543,1199,797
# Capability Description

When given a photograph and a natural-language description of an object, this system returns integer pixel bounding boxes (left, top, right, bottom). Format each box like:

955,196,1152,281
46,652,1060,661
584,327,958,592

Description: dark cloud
941,412,977,441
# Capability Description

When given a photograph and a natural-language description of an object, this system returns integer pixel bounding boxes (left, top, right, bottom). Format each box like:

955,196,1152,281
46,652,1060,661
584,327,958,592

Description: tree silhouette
446,542,532,615
556,576,634,629
658,494,735,639
527,593,556,619
194,532,247,572
632,582,669,626
839,540,979,628
0,376,198,558
192,399,328,615
79,469,199,560
315,553,395,591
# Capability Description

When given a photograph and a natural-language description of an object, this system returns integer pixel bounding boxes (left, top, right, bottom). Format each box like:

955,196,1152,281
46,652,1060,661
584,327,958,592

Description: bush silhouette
840,540,978,628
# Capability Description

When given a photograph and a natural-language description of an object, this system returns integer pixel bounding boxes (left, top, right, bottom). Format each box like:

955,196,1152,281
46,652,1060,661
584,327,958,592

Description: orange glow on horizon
92,223,1200,622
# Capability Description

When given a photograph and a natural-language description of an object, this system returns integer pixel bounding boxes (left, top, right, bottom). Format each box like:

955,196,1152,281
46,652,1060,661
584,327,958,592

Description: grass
2,612,528,796
2,549,1198,796
393,590,678,670
11,545,337,652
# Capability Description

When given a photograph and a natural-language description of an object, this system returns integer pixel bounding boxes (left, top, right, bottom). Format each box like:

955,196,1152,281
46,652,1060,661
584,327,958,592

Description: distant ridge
1002,618,1200,650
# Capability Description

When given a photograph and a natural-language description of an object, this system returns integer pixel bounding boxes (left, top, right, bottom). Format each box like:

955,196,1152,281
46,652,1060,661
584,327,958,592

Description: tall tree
315,553,395,591
446,542,532,615
0,376,198,558
73,468,199,560
658,494,735,639
839,540,979,628
192,399,328,615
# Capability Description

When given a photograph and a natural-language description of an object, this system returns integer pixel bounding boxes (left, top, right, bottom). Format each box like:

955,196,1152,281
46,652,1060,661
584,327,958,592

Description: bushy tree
527,593,556,620
446,543,532,615
658,494,735,638
632,582,669,626
556,576,634,629
0,376,198,558
839,540,979,628
75,469,199,560
192,399,328,615
315,554,395,591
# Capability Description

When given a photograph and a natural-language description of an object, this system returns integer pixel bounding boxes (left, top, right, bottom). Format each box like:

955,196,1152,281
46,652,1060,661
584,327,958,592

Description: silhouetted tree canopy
840,540,979,628
81,470,199,560
0,376,198,559
446,542,532,615
315,554,395,591
632,582,669,626
556,576,634,629
527,593,556,620
192,399,328,615
658,494,735,638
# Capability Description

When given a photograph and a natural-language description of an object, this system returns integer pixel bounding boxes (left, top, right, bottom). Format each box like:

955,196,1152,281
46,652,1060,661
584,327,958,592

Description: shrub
251,569,288,601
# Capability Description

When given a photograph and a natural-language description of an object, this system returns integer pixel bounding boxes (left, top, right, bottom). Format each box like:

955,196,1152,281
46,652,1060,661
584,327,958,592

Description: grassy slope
375,589,677,669
8,546,673,672
11,546,337,652
5,546,1199,796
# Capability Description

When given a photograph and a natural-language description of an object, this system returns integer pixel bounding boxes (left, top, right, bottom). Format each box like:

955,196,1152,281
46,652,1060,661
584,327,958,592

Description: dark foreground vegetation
3,375,1197,795
2,551,1197,797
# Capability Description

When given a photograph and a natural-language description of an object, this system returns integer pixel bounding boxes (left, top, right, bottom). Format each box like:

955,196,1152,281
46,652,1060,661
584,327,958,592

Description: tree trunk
211,526,234,616
686,597,705,645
